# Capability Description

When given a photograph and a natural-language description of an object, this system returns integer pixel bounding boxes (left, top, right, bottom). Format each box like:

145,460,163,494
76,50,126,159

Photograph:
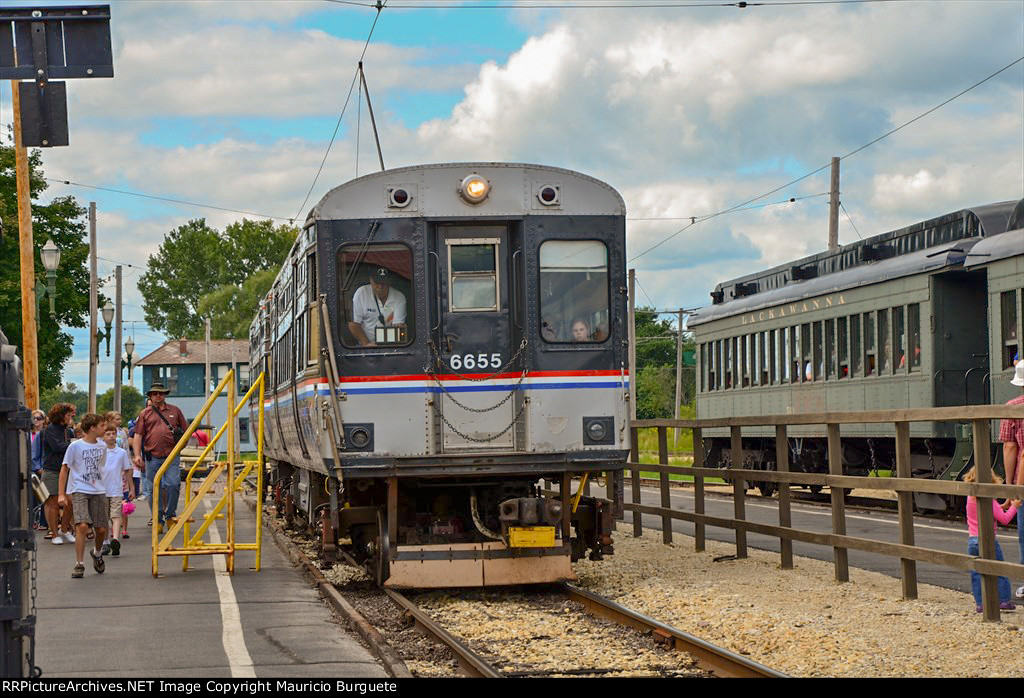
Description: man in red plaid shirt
1000,361,1024,599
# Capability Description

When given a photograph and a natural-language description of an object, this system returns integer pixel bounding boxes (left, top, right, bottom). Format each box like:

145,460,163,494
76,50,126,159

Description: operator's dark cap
373,268,391,281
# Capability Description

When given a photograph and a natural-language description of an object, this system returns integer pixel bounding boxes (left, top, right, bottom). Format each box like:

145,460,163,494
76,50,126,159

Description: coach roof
309,162,625,222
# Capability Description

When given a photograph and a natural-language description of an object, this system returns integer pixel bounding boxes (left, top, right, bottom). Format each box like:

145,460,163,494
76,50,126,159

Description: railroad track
389,583,785,678
251,492,786,678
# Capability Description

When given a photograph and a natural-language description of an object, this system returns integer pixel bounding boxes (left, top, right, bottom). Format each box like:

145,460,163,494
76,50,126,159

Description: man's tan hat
147,382,171,395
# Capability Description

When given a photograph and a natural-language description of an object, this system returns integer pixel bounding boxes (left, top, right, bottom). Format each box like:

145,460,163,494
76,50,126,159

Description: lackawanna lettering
740,294,846,325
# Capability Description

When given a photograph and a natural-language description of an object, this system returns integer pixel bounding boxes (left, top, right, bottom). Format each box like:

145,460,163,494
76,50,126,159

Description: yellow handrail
151,370,266,577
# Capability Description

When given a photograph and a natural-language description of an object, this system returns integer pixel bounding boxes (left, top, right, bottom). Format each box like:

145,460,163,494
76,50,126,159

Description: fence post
775,425,793,569
973,418,1001,622
631,426,642,538
894,421,918,599
693,427,705,552
827,423,849,582
658,426,672,544
730,425,747,558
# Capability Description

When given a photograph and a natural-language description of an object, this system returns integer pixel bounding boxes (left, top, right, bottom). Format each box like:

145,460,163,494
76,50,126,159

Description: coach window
337,243,414,348
850,315,861,378
893,306,906,372
539,241,609,343
801,324,812,382
716,340,724,390
837,317,848,379
789,326,799,384
1001,291,1019,369
907,304,921,371
864,311,876,376
741,335,750,387
450,241,498,312
760,331,769,385
824,320,835,380
878,309,891,374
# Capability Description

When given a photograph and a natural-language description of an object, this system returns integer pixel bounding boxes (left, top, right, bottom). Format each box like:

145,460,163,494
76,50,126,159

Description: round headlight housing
537,185,559,206
458,174,490,204
587,421,606,442
350,427,371,449
388,187,411,208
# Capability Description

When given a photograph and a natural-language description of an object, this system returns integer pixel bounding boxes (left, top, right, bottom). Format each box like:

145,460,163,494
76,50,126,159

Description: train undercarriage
269,462,617,587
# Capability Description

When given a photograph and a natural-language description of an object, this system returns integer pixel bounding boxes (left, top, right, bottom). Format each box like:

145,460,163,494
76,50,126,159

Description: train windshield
539,240,609,343
337,243,414,348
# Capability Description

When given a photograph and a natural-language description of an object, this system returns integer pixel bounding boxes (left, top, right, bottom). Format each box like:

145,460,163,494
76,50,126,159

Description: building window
238,418,250,444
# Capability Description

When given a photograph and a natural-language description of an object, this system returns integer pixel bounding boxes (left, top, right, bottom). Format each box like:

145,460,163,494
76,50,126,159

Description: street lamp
35,239,61,319
96,301,115,358
121,337,135,381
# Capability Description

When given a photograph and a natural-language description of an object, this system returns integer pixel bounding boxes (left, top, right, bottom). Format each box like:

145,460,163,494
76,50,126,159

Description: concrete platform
32,491,388,678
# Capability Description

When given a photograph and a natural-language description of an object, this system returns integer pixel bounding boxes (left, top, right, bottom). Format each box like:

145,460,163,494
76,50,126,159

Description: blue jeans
968,536,1012,605
145,455,180,525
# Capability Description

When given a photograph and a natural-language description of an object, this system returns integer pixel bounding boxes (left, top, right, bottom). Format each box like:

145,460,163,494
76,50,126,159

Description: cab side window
337,243,415,348
539,241,609,343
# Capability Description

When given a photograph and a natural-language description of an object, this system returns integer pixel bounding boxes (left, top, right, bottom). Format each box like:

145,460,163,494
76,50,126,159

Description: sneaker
976,605,983,613
101,542,111,556
51,536,64,545
1016,585,1024,599
109,539,120,557
71,563,84,579
122,532,130,540
63,530,76,543
1000,602,1016,611
90,548,105,574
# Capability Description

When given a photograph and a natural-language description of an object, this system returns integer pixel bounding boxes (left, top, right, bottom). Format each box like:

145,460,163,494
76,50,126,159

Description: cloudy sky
3,0,1022,396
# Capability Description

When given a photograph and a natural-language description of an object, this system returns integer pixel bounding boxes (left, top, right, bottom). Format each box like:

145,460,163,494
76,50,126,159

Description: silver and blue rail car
251,163,629,587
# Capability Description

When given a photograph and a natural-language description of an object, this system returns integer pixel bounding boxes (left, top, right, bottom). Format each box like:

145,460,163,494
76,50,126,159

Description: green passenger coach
689,199,1023,511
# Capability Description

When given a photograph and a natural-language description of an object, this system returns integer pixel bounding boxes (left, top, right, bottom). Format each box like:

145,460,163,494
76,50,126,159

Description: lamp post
95,301,115,358
34,239,61,319
121,337,135,381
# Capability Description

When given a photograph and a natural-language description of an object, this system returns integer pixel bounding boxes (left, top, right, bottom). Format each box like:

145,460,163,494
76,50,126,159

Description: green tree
0,145,93,391
636,365,676,419
138,218,296,339
96,385,145,419
39,382,89,416
633,307,698,417
197,269,277,340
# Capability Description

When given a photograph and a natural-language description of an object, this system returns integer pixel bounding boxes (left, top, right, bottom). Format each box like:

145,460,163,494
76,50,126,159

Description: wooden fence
625,404,1024,623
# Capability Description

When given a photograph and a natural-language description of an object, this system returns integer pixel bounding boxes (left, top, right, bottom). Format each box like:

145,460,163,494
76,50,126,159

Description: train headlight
388,187,411,208
537,185,560,206
459,174,490,204
350,427,371,449
587,422,606,441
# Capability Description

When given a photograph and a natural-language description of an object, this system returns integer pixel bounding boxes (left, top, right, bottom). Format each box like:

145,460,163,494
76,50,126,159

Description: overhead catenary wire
328,0,921,9
292,1,386,223
627,54,1024,264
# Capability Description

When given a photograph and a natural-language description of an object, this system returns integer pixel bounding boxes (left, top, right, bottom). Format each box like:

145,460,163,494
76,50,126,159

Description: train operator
1000,360,1024,600
348,267,407,347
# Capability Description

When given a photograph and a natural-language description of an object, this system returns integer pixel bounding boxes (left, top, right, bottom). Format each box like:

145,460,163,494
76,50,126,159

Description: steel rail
382,589,503,678
563,583,788,678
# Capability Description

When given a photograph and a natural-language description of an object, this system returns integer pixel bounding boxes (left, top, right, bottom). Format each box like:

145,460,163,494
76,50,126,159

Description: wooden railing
625,405,1024,623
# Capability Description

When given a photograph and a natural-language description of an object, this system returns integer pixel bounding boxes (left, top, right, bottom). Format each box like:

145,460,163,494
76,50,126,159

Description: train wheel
375,509,390,586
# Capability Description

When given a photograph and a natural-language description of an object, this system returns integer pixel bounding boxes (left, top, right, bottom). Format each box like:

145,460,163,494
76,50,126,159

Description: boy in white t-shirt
101,425,133,557
59,414,109,578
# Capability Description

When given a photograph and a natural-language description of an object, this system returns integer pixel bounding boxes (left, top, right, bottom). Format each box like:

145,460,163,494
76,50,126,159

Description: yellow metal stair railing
151,370,266,577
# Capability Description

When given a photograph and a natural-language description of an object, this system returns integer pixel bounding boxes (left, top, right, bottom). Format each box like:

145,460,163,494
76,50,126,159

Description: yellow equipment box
508,526,556,548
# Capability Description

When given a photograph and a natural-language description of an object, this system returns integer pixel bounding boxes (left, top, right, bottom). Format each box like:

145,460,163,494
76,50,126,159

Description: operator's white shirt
352,284,407,340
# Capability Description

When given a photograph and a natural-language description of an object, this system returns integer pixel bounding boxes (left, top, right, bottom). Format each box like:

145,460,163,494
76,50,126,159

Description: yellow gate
150,370,266,577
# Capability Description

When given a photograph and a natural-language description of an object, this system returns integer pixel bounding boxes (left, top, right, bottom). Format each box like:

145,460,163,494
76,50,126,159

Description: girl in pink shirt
964,466,1020,612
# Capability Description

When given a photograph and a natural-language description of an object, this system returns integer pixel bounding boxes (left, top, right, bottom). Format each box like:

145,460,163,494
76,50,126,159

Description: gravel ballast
573,529,1024,678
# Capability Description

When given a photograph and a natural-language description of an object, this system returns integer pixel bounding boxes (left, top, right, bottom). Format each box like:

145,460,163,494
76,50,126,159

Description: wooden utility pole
674,308,683,445
627,269,636,422
205,318,212,401
11,81,39,409
88,202,98,413
828,156,840,252
113,265,123,414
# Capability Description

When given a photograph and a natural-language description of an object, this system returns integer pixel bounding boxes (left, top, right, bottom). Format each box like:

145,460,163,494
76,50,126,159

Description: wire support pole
11,80,39,409
359,62,385,172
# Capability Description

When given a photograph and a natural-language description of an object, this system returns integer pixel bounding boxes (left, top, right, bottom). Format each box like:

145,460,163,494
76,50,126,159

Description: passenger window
801,324,812,382
789,326,799,384
1002,291,1019,369
742,335,751,387
893,306,906,372
850,315,861,378
449,241,498,312
837,317,848,379
864,311,876,376
908,304,921,372
825,320,835,380
878,309,890,374
539,241,609,343
337,243,414,348
760,331,769,385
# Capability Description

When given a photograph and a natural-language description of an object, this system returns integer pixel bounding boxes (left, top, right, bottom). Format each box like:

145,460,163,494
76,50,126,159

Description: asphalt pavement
31,491,387,678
